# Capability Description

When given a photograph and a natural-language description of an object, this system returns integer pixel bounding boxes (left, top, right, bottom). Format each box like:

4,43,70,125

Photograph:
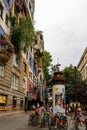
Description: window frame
0,64,4,77
5,13,9,26
12,54,19,68
11,74,18,90
0,2,3,19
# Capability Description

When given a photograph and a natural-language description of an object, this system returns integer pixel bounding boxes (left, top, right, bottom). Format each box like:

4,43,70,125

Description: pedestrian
32,104,36,110
35,103,46,127
75,116,80,130
49,105,53,114
85,117,87,130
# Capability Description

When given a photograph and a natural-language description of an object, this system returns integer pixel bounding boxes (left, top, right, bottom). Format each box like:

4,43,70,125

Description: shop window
20,98,23,107
0,2,3,19
11,74,18,90
12,96,17,109
0,64,4,77
0,95,7,111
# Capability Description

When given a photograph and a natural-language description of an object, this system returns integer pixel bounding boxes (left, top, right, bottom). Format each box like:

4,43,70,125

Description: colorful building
0,0,45,111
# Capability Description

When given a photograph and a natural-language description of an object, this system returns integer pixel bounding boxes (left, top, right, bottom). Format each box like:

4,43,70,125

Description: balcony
0,34,14,64
0,50,10,64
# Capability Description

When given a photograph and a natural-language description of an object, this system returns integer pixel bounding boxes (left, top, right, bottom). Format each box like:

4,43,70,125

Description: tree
42,51,52,86
63,64,82,103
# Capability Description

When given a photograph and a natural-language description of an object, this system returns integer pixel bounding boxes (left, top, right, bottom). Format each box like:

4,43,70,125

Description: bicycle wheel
28,116,32,125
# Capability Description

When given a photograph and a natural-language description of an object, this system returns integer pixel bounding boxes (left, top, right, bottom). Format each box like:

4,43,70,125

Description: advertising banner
53,84,66,114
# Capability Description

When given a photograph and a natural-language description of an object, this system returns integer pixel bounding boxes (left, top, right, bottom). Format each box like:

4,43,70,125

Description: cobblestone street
0,111,86,130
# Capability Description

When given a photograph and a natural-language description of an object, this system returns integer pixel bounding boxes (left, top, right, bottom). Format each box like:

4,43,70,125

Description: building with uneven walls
77,47,87,81
0,0,15,111
0,0,45,111
27,31,44,109
0,0,31,111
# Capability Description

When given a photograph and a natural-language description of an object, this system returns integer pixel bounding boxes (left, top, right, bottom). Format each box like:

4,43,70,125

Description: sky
34,0,87,70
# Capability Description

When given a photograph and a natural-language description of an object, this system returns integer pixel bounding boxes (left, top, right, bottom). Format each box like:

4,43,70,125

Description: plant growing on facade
10,16,36,53
63,64,82,103
42,51,52,86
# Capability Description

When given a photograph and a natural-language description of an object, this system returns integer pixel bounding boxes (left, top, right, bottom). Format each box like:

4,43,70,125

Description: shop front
26,80,34,110
0,94,8,111
12,96,17,110
20,98,24,110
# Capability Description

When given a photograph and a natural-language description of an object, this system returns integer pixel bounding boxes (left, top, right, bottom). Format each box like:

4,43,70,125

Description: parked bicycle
28,111,38,127
40,111,50,128
48,113,68,130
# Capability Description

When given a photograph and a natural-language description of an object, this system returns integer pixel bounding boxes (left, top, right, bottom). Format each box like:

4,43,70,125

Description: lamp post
74,66,78,102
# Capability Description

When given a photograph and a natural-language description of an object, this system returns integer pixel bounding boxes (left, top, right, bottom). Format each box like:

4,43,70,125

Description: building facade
77,47,87,81
0,0,44,111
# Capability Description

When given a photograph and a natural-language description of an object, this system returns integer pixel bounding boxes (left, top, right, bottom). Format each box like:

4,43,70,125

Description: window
35,39,37,45
0,64,4,77
30,46,32,52
23,62,26,72
29,2,31,11
13,54,19,68
23,78,26,88
0,44,4,50
29,72,32,80
26,51,28,60
0,2,3,19
5,14,9,26
11,74,18,90
6,0,10,5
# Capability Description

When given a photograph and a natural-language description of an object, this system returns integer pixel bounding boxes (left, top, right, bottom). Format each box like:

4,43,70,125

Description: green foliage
11,16,36,52
42,51,52,86
63,64,82,103
10,16,17,26
44,68,51,85
63,64,82,85
42,51,52,68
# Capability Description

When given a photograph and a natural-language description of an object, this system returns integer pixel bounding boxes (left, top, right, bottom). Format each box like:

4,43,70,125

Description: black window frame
0,2,3,19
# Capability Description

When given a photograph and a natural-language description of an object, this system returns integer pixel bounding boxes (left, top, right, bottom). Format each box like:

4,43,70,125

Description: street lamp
74,66,78,102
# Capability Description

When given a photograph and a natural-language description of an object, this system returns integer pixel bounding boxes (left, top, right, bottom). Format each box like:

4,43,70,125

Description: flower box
0,40,5,45
0,51,10,63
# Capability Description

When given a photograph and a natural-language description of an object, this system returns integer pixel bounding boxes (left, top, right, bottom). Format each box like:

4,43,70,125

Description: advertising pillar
53,84,66,114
